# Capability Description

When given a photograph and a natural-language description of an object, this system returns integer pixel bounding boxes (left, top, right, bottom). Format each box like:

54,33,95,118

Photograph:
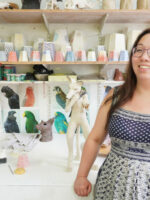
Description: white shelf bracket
98,14,109,68
42,13,50,34
99,14,109,35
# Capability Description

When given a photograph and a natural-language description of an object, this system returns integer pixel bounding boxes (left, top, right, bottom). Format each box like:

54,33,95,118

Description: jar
6,74,11,81
4,66,12,80
15,74,21,82
0,65,4,80
10,74,16,81
20,74,26,81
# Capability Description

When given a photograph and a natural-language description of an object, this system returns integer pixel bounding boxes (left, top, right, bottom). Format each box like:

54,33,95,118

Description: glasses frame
132,46,150,58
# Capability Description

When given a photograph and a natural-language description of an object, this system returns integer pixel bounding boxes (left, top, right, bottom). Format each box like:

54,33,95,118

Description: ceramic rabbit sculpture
36,118,54,142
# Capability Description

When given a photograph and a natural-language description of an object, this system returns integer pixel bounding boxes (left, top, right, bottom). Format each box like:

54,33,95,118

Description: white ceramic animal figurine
65,77,90,171
36,118,54,142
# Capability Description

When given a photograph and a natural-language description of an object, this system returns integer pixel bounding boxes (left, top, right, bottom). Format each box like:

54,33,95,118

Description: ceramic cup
38,42,43,59
31,51,40,62
43,42,55,61
119,50,129,61
4,42,14,59
6,74,11,81
76,50,87,61
8,51,17,62
42,50,52,62
19,50,28,62
23,46,33,61
108,51,119,61
54,51,64,62
0,51,7,61
87,50,96,61
97,50,108,62
65,51,75,62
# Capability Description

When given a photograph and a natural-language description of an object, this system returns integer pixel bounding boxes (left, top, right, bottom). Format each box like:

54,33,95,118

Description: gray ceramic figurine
36,118,54,142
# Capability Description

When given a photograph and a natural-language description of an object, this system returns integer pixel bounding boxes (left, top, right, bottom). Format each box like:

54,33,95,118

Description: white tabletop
0,134,105,200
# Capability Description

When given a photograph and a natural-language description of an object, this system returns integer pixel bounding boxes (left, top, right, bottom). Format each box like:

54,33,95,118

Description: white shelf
0,81,47,84
0,134,105,200
0,61,128,65
0,9,150,24
0,80,124,84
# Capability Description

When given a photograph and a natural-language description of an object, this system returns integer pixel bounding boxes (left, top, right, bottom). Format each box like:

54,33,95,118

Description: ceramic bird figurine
23,87,35,107
23,111,38,134
53,86,66,109
1,86,20,109
54,112,68,134
0,2,19,9
4,111,20,133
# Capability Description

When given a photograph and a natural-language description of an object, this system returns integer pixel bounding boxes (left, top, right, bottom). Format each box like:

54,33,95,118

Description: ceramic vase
137,0,148,9
102,0,116,9
120,0,134,9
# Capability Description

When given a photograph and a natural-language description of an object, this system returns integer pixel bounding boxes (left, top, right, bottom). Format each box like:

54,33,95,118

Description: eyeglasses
132,46,150,58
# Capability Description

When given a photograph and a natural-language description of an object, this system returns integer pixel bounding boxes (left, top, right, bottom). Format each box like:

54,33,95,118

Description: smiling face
132,34,150,81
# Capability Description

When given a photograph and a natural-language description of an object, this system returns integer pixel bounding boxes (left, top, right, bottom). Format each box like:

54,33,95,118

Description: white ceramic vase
137,0,149,9
120,0,134,9
102,0,116,9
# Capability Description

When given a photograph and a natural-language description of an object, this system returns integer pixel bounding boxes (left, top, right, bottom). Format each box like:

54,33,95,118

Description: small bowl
35,74,48,81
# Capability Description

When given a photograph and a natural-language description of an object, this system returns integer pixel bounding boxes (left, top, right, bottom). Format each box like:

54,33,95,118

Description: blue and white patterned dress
95,108,150,200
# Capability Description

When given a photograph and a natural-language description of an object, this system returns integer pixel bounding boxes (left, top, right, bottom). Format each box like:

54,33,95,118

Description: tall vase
147,0,150,9
102,0,116,9
137,0,148,9
120,0,134,9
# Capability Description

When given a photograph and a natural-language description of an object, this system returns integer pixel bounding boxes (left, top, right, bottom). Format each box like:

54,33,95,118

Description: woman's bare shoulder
101,88,114,107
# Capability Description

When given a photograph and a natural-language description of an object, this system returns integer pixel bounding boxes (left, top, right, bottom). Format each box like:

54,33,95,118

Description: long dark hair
105,28,150,130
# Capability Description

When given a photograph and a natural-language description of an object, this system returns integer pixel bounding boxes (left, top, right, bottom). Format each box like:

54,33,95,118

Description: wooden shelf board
0,81,45,84
0,61,128,65
0,9,150,23
0,80,124,84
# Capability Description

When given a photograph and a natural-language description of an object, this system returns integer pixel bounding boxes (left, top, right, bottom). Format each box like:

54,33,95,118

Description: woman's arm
74,89,113,197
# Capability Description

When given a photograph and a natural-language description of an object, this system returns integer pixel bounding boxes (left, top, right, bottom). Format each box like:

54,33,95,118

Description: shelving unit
0,9,134,87
1,9,148,70
0,7,145,200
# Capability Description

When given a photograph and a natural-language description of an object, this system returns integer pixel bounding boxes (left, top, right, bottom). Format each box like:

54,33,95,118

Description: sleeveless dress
95,108,150,200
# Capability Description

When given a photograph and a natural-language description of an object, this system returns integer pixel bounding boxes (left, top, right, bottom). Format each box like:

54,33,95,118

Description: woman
74,28,150,199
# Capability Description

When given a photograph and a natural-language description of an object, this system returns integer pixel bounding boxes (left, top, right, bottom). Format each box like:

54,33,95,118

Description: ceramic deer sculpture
65,77,90,171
